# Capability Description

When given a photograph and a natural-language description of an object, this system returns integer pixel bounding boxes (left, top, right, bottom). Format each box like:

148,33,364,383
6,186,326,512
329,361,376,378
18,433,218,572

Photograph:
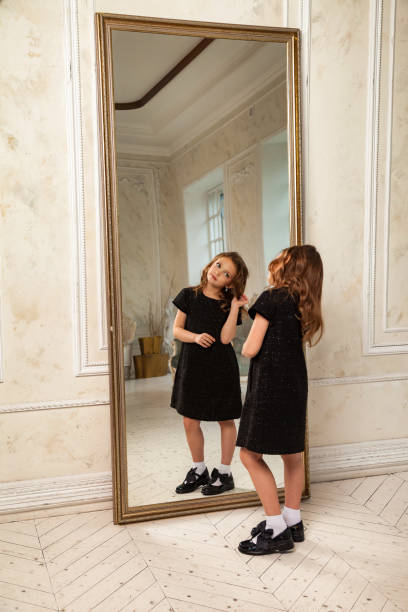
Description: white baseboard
0,471,112,514
2,440,407,515
310,437,408,482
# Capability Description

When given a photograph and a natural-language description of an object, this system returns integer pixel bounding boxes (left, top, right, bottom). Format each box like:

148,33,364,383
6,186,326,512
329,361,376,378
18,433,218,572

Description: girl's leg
281,452,304,509
218,419,237,465
240,448,280,515
176,417,208,494
204,420,237,488
183,417,204,462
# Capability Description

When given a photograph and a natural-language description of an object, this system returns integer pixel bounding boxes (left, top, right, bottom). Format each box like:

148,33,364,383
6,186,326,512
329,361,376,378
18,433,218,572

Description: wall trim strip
1,438,406,514
0,398,109,415
309,372,408,387
310,437,408,481
0,472,112,514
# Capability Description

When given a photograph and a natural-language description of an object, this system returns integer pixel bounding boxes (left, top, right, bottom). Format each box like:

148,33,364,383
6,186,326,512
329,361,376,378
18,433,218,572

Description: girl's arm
220,295,248,344
173,310,215,348
241,313,269,358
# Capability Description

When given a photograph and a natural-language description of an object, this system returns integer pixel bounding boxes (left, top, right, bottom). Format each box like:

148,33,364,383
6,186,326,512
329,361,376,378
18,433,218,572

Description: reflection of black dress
236,288,307,455
171,287,242,421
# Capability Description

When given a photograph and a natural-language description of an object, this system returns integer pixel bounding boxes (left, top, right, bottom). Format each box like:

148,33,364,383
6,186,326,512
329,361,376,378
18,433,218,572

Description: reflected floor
126,374,284,508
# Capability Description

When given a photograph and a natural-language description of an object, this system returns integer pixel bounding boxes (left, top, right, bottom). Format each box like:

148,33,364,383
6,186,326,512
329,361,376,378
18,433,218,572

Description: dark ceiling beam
115,38,214,111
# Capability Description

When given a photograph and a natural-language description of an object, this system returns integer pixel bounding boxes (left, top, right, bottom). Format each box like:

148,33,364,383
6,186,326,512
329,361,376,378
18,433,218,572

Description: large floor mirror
96,14,307,523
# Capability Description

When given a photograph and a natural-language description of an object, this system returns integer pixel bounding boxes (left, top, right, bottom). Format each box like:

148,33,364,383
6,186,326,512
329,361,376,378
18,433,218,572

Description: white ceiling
112,31,286,156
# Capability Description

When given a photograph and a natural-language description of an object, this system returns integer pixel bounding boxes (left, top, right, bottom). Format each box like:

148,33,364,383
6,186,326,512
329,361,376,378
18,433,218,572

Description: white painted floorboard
0,473,408,611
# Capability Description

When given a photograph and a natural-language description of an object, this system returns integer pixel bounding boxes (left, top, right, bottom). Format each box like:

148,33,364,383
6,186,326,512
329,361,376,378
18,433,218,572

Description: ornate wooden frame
95,13,308,524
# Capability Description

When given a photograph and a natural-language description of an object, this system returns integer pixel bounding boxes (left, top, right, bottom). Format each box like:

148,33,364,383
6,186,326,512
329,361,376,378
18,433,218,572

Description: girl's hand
231,294,249,308
195,333,216,348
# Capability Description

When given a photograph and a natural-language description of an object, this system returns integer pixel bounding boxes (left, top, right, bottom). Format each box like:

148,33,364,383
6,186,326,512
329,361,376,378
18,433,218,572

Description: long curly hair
194,251,249,314
268,245,323,346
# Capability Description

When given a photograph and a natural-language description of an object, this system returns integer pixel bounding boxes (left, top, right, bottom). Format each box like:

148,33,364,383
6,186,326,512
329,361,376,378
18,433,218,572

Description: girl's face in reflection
207,257,237,291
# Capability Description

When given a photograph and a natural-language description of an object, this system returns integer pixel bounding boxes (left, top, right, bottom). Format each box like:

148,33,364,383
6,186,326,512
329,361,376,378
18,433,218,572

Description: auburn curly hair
194,252,248,315
268,245,323,346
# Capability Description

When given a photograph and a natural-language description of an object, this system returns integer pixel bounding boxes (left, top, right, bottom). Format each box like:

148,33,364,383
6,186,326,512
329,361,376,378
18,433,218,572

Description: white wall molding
0,286,4,384
0,472,112,514
229,162,256,185
0,398,110,415
300,0,310,244
363,0,408,354
91,1,109,353
382,0,396,334
310,437,408,482
309,372,408,388
64,0,108,376
1,440,406,513
282,0,289,28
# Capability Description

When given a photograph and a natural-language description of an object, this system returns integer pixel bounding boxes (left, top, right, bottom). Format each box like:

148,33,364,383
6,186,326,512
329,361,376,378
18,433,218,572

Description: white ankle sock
265,514,287,536
282,505,301,527
212,463,231,486
251,513,286,543
193,462,206,476
218,464,231,475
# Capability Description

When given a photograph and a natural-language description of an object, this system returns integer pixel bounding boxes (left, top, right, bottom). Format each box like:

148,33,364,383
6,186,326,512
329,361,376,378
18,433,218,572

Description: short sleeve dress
236,287,307,455
170,287,242,421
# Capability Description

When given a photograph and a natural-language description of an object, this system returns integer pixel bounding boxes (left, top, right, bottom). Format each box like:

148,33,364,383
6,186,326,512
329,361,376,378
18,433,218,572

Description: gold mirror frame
96,13,308,524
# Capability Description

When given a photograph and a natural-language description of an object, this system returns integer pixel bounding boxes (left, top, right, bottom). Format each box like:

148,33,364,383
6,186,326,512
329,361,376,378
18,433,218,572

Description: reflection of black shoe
175,468,210,494
238,527,294,556
251,519,305,542
201,468,234,496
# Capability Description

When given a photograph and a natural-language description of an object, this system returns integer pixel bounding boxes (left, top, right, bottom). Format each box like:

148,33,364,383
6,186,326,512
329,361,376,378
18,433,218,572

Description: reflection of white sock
251,514,286,543
193,462,206,475
283,506,301,527
213,463,231,486
219,463,231,475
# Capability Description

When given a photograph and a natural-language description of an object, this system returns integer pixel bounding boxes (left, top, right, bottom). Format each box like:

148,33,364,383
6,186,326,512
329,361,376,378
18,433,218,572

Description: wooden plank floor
0,473,408,611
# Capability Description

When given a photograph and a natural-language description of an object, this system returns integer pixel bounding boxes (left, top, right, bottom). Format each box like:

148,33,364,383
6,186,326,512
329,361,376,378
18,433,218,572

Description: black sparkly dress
170,287,242,421
236,287,307,455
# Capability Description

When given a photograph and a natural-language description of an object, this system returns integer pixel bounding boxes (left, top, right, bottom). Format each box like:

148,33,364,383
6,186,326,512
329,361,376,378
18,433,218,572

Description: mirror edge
95,13,308,525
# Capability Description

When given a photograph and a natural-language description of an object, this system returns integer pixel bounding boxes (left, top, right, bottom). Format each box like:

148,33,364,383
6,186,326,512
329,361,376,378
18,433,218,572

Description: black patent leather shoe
251,519,305,542
238,526,294,556
175,467,210,494
201,468,234,496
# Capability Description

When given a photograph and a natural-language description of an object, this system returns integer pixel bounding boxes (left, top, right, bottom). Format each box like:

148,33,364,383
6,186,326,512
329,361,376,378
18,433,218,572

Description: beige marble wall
0,0,109,482
172,80,287,189
306,0,408,445
117,167,161,332
1,0,407,487
224,149,264,297
116,156,188,330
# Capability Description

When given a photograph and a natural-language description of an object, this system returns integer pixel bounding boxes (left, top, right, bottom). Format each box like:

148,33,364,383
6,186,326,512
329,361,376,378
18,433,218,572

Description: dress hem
236,441,305,455
171,406,242,421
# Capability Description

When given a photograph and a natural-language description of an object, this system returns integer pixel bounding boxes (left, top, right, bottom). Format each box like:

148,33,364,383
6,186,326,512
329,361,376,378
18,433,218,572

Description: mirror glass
112,31,292,507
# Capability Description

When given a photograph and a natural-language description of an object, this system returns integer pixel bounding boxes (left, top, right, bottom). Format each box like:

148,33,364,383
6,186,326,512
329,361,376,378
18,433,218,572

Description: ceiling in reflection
112,31,286,155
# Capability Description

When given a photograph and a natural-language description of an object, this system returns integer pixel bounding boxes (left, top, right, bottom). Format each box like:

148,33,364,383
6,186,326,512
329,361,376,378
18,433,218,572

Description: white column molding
363,0,408,354
282,0,289,28
64,0,108,376
0,257,3,383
